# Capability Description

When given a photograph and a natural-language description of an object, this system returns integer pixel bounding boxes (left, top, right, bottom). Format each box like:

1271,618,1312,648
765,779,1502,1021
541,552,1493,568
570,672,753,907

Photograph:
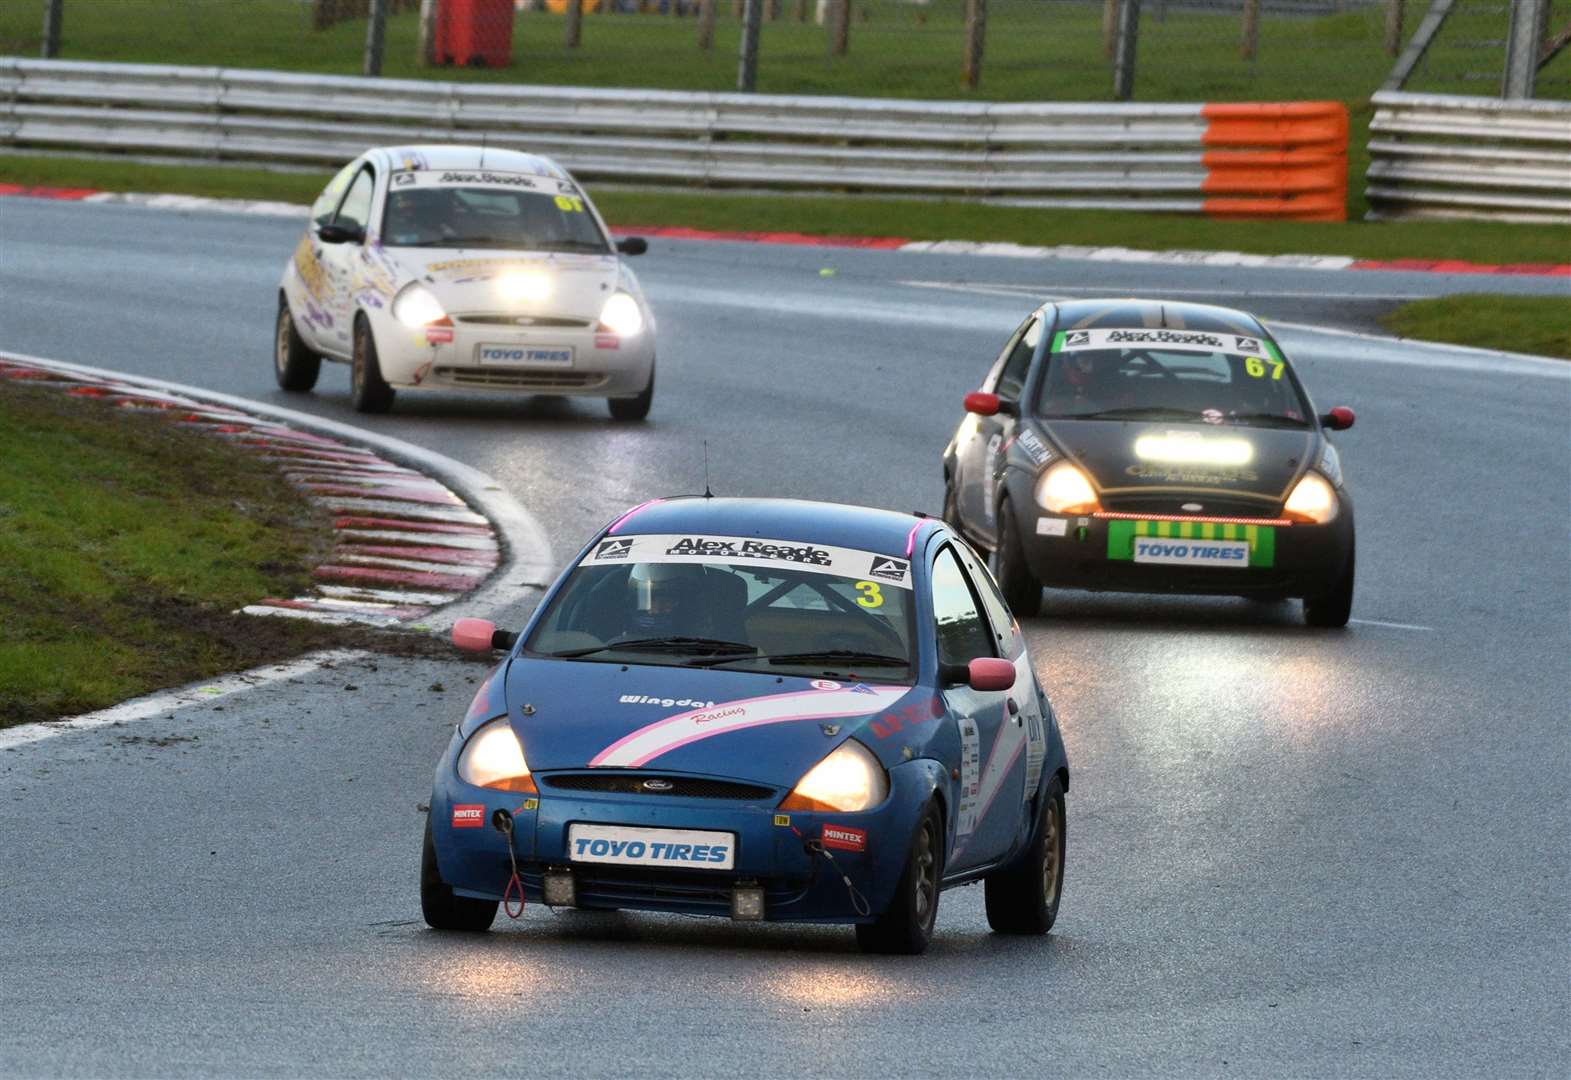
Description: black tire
991,499,1043,618
984,775,1066,934
273,296,320,392
1303,544,1355,628
856,801,944,955
351,317,395,414
607,363,655,422
420,817,498,932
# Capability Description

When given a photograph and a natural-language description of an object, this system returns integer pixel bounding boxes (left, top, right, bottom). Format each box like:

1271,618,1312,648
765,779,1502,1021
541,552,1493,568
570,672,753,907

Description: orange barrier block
1199,102,1349,221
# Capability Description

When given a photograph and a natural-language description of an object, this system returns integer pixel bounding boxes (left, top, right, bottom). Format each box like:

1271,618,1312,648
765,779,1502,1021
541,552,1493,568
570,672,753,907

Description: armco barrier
1366,92,1571,225
0,59,1347,221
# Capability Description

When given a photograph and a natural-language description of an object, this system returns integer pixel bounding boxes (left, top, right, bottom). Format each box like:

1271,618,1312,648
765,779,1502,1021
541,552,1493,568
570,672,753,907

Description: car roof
1048,299,1269,338
609,497,934,559
372,144,572,181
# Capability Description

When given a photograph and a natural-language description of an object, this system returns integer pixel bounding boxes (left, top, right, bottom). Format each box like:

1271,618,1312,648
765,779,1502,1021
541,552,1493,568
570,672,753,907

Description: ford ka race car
275,145,656,419
942,300,1356,626
422,498,1070,954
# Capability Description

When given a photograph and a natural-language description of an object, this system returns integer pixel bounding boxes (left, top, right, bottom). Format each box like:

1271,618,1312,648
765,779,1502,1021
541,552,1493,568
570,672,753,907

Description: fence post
962,0,986,90
829,0,850,57
1240,0,1259,61
417,0,437,65
1102,0,1119,61
566,0,583,47
1384,0,1404,57
738,0,763,91
1503,0,1546,98
795,0,808,20
41,0,63,58
1112,0,1140,100
699,0,717,50
364,0,388,76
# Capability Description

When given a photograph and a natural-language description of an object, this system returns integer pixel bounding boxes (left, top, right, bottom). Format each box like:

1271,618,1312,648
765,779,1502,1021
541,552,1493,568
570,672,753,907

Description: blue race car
422,497,1070,953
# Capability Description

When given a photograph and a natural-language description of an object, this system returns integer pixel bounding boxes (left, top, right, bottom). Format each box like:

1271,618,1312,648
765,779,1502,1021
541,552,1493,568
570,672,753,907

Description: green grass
1379,295,1571,360
3,151,1568,265
0,382,360,725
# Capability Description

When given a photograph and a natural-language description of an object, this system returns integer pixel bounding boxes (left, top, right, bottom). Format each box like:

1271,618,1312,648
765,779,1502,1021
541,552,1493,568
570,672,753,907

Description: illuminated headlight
779,740,888,813
457,718,537,793
392,282,447,328
598,292,644,337
498,269,552,304
1283,471,1339,524
1035,461,1099,515
1135,433,1252,466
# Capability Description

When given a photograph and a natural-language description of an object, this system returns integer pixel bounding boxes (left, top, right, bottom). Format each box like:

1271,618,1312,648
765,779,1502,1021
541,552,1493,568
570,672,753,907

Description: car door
316,164,377,356
958,314,1041,548
930,543,1015,872
287,160,359,353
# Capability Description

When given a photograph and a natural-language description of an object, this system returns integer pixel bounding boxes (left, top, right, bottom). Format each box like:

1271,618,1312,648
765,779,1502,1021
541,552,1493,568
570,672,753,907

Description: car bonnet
386,248,623,325
500,659,919,788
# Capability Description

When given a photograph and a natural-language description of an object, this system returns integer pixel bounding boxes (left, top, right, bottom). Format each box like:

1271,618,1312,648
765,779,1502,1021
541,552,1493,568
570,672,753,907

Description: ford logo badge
642,779,674,792
1181,502,1203,512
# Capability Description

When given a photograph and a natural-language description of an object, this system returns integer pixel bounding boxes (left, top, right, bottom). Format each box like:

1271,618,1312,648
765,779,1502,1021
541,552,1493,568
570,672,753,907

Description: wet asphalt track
1,198,1568,1077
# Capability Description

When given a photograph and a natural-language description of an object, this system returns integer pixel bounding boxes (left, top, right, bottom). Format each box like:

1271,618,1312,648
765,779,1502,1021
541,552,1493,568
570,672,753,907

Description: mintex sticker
452,804,486,828
579,534,915,590
1036,517,1068,537
821,824,867,852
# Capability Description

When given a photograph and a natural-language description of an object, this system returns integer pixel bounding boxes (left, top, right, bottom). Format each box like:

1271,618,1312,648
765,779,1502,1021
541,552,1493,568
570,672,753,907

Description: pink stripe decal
904,520,924,557
607,498,664,535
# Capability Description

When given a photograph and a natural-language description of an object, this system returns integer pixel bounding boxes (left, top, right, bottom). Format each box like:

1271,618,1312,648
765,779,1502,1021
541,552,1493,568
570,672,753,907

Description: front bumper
430,765,935,924
1017,499,1354,598
375,317,655,397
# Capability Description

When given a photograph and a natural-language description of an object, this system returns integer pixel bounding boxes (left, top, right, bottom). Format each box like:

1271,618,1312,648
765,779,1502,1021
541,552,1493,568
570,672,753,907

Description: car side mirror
317,222,364,245
965,391,1013,416
967,657,1017,692
452,618,517,653
616,236,648,256
1320,406,1355,431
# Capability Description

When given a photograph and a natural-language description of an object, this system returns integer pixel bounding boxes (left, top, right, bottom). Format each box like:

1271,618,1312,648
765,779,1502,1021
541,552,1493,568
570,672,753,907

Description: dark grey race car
941,299,1357,626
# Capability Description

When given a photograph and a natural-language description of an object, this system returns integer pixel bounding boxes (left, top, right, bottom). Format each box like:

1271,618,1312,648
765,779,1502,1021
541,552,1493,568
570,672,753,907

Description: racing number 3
854,581,883,609
554,195,585,213
1246,356,1285,380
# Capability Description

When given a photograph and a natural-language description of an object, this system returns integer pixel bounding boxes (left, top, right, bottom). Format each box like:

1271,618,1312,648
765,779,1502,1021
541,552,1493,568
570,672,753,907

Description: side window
994,317,1041,403
331,167,376,232
982,314,1036,393
931,546,996,667
312,161,359,226
961,543,1024,657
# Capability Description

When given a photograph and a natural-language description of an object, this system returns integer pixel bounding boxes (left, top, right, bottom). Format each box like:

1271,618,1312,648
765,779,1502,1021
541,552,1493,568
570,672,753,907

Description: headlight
1283,471,1339,524
456,718,537,793
1035,461,1099,515
780,740,888,813
598,292,644,337
392,282,447,328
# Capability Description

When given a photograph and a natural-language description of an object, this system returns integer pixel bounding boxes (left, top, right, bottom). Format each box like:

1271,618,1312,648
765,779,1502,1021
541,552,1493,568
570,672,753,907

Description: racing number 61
554,195,585,213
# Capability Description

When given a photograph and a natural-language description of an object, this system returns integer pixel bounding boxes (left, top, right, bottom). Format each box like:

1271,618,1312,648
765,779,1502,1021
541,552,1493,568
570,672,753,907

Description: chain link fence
1,0,1566,101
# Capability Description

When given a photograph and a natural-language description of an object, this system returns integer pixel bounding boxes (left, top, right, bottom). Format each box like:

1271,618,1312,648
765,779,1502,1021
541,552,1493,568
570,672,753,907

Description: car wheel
351,317,395,414
420,817,498,932
274,295,321,393
983,774,1066,934
607,363,655,422
991,499,1043,618
855,800,943,955
1303,544,1354,628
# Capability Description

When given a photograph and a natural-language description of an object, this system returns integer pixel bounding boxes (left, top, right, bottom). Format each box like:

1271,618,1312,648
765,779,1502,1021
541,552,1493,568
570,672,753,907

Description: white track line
0,649,370,751
1349,618,1435,632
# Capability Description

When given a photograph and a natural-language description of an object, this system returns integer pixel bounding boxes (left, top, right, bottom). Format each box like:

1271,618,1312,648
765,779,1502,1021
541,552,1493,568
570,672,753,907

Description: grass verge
4,152,1569,266
1378,296,1571,360
0,382,437,727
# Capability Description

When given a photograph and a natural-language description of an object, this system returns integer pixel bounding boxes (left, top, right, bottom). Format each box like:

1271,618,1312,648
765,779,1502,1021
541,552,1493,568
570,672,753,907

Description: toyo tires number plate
567,823,736,870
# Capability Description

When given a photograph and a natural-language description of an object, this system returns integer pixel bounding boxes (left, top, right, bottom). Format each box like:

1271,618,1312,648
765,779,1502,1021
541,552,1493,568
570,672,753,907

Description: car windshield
1035,327,1311,428
380,174,610,253
524,533,918,683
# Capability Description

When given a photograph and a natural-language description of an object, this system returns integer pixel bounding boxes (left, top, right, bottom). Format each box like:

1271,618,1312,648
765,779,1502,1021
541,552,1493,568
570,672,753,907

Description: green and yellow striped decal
1106,519,1275,568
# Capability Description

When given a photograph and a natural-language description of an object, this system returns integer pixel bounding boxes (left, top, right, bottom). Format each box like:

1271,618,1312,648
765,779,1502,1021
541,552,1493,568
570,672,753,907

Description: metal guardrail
1366,91,1571,225
0,58,1347,220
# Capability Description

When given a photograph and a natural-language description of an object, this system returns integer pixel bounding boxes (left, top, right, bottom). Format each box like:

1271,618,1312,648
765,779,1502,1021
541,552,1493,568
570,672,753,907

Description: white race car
275,145,657,419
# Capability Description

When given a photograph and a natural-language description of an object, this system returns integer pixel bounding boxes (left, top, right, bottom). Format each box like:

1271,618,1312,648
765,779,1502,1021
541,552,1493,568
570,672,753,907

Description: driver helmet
626,562,705,636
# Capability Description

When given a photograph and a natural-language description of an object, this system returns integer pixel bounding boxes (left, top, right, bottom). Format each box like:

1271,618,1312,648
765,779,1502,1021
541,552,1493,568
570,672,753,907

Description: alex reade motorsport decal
1053,328,1284,360
581,534,913,589
591,685,909,768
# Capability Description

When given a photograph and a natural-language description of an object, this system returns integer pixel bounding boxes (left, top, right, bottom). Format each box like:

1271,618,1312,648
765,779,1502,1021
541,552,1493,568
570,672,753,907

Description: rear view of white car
275,145,656,420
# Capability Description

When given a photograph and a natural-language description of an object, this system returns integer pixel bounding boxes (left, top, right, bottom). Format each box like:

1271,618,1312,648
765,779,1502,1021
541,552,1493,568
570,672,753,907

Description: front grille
434,367,607,390
1098,492,1284,521
521,865,807,915
542,773,776,801
457,314,591,328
